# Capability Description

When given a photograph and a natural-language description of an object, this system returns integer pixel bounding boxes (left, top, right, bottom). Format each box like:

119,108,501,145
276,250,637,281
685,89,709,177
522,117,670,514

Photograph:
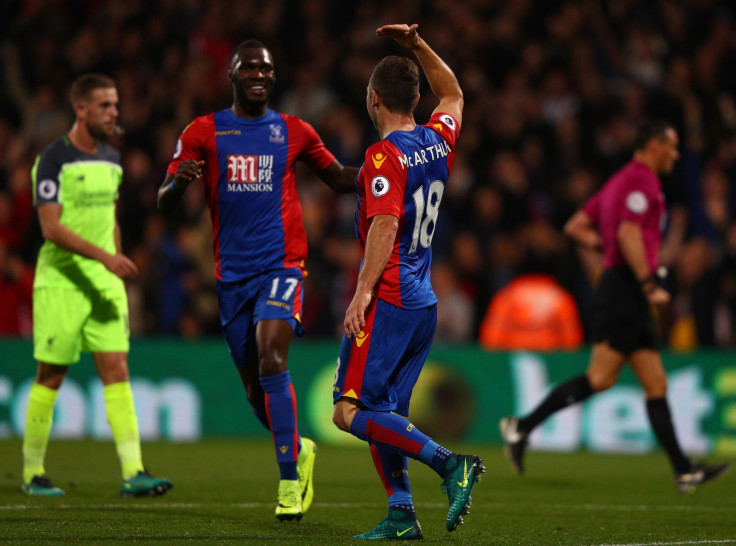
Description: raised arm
376,24,463,127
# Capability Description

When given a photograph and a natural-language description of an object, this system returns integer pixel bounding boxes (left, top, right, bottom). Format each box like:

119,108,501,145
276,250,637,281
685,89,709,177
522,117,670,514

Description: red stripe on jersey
375,232,403,307
358,139,407,308
343,301,378,401
281,114,309,270
426,111,459,178
204,128,222,280
425,112,460,150
166,114,224,279
292,273,303,323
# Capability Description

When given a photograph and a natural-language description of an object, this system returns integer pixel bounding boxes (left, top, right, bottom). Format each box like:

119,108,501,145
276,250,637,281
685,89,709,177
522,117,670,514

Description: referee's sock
517,375,593,434
350,409,454,476
646,397,691,475
260,371,299,481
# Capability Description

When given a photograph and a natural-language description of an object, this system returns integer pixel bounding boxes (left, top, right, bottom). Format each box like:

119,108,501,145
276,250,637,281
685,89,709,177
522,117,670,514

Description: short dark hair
70,73,116,104
369,55,420,115
231,39,268,62
633,119,674,151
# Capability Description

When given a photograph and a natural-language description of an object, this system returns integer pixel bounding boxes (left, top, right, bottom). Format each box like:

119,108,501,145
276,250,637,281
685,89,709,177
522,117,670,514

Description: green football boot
297,437,317,513
354,509,423,540
121,470,172,498
22,475,65,496
440,454,485,531
275,479,303,521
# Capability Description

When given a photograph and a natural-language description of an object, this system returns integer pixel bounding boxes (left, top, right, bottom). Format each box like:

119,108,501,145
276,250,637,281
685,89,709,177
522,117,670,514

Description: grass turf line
0,439,734,544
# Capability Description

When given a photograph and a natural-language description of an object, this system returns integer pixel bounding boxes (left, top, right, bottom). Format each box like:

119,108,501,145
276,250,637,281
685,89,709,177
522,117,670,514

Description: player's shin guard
260,371,299,480
23,383,58,484
104,382,145,479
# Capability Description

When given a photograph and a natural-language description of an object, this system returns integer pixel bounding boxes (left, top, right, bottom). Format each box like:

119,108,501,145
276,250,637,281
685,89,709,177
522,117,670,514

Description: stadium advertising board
1,340,734,455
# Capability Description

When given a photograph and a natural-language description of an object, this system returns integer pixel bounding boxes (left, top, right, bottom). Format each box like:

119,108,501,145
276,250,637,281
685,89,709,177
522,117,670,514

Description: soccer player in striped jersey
332,24,484,539
158,41,357,521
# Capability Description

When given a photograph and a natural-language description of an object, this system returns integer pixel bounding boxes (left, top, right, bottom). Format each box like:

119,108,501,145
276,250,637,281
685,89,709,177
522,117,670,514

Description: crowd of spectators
1,0,735,349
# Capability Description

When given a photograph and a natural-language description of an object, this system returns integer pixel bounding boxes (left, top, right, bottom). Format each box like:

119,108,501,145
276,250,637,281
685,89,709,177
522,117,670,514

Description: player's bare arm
564,210,601,251
37,203,138,279
157,159,204,214
377,23,463,126
344,214,398,338
618,220,670,305
316,160,359,194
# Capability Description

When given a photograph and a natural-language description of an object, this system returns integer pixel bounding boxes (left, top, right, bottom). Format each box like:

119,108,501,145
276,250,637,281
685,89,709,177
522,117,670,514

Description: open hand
103,253,139,279
376,24,421,49
344,291,372,338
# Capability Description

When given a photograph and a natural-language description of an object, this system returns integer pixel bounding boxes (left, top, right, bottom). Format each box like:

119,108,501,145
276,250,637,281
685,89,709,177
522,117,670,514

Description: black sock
517,375,593,433
646,397,691,474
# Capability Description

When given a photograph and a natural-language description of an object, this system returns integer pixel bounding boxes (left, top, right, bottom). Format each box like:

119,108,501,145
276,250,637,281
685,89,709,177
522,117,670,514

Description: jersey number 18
409,180,445,254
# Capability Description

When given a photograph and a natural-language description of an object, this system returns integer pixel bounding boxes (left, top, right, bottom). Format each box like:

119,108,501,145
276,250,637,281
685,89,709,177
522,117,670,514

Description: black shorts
592,266,660,355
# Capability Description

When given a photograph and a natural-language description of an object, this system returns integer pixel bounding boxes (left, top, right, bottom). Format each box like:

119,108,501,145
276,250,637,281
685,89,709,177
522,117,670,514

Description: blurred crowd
1,0,735,349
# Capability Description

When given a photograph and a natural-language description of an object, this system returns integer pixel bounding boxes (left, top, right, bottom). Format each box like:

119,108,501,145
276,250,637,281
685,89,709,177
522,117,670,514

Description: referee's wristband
639,274,657,294
169,181,182,194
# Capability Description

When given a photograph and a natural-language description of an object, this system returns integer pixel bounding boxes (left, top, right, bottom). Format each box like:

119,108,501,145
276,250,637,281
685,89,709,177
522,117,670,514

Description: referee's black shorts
592,266,660,355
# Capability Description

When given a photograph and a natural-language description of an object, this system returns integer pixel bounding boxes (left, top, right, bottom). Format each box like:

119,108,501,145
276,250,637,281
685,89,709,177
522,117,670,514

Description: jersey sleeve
619,175,657,226
166,117,207,175
293,117,336,173
32,147,62,205
425,112,460,151
361,140,406,219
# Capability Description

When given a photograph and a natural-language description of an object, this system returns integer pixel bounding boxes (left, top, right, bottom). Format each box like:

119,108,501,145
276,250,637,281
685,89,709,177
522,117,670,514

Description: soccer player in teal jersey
22,73,171,497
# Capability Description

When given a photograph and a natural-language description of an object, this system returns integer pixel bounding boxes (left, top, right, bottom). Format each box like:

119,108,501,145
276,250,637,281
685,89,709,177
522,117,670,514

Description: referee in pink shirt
500,120,730,492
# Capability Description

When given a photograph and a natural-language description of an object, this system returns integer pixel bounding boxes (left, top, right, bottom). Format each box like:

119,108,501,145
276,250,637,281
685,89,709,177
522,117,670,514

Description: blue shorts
217,268,305,369
332,298,437,416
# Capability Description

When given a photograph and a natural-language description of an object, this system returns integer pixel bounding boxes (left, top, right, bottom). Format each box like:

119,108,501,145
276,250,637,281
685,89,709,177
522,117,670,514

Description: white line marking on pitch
599,539,736,546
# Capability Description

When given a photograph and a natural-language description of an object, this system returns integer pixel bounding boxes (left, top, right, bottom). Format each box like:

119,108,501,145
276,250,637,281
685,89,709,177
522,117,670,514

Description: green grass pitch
1,439,734,544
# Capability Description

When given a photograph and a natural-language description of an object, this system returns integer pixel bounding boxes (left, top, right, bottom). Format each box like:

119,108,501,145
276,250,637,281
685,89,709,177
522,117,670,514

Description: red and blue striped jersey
167,108,335,282
356,112,459,310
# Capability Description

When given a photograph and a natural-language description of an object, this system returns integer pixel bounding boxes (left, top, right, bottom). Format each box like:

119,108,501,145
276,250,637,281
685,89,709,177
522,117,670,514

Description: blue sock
369,443,413,512
252,406,271,431
350,409,453,477
260,371,299,481
418,441,455,476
